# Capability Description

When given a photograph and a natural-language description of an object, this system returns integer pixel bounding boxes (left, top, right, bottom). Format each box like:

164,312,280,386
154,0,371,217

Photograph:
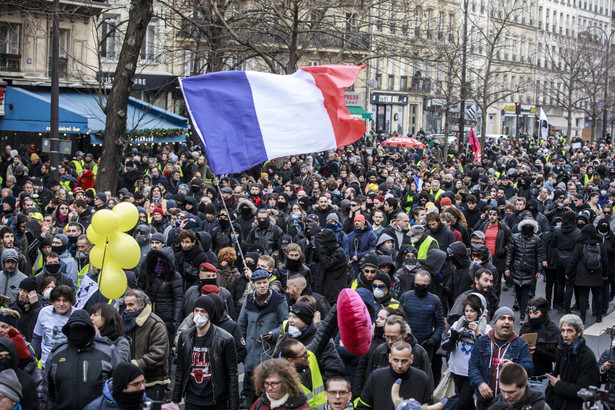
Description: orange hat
354,214,366,224
440,197,452,206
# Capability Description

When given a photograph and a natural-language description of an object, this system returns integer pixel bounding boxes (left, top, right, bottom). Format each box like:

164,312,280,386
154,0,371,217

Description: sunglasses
414,283,430,289
363,268,378,274
526,306,540,312
372,284,386,290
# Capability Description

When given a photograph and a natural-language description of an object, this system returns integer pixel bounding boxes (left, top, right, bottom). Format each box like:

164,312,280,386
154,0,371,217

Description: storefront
370,92,409,134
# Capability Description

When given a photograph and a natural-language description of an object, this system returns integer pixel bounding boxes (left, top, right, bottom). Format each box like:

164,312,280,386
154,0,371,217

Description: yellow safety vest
431,189,444,201
71,159,84,174
350,279,358,290
386,298,400,309
77,264,89,287
32,251,44,276
60,179,71,191
417,236,438,260
301,351,326,407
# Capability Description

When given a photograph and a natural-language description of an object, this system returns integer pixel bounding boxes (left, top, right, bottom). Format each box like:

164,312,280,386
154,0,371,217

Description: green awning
347,106,372,119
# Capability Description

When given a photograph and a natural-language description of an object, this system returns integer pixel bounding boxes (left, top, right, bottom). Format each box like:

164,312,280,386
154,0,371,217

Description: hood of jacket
449,241,471,267
237,198,258,214
355,287,376,320
376,233,394,248
0,338,18,369
62,309,96,346
144,249,176,280
24,220,42,239
377,255,395,272
421,248,446,276
317,229,339,252
472,244,491,260
517,218,539,234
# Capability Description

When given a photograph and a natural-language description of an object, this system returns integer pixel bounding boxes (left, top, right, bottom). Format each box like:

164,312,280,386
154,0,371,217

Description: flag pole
214,176,247,270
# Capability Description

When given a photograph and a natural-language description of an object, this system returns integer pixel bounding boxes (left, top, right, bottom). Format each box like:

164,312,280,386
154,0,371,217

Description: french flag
179,65,366,174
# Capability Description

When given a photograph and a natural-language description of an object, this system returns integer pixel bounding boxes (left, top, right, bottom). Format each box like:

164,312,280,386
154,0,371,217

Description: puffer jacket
138,250,183,332
173,325,239,408
0,338,40,410
84,379,148,409
399,290,444,345
238,289,288,372
505,219,544,286
46,310,121,410
550,222,581,267
312,229,349,304
126,304,170,386
23,358,47,410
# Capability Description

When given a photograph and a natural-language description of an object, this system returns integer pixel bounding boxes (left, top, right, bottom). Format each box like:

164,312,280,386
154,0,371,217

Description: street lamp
586,25,615,143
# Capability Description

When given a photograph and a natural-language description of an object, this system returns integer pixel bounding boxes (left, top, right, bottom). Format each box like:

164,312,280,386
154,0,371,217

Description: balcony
0,54,20,72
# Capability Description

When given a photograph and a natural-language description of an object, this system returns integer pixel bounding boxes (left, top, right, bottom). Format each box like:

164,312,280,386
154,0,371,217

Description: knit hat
95,192,108,203
85,189,95,200
0,309,18,328
440,197,452,206
0,369,21,403
204,203,216,215
2,196,15,209
19,277,37,293
6,329,30,360
166,200,177,209
563,211,576,225
150,233,165,244
112,362,144,395
199,262,217,273
492,307,515,325
374,195,385,202
361,254,379,269
193,295,218,322
326,213,340,224
354,214,366,224
152,207,164,216
373,272,391,289
290,302,314,326
125,271,137,289
30,153,39,162
54,233,68,246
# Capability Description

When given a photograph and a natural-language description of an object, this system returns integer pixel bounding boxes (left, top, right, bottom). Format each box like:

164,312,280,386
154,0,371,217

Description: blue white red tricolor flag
468,127,482,163
179,65,366,174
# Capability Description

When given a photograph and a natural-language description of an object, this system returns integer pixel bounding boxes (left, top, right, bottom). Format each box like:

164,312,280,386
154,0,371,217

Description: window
100,16,118,60
414,7,421,38
0,23,20,71
140,20,156,61
375,73,382,89
400,76,408,90
48,29,68,78
388,74,394,90
438,12,444,40
426,9,432,39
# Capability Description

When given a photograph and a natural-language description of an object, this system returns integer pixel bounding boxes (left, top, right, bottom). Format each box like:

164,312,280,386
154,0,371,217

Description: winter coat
238,289,288,372
427,222,456,251
0,248,26,303
488,385,550,410
57,249,79,285
174,242,209,287
448,288,499,323
0,338,40,410
173,325,239,408
545,338,600,410
445,241,473,298
250,393,310,410
46,310,121,410
505,219,544,286
468,330,534,403
247,221,285,255
139,250,183,332
125,304,170,386
181,283,235,321
565,237,609,288
598,346,615,407
519,315,560,376
441,315,490,377
23,358,47,410
357,366,432,409
348,224,378,274
312,229,349,304
217,264,240,291
277,263,312,291
477,219,512,261
550,223,581,267
399,290,444,344
16,299,46,342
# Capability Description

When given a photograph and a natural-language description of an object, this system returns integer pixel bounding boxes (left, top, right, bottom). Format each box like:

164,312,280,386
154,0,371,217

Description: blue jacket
348,224,378,274
84,379,148,409
400,291,444,344
468,330,534,402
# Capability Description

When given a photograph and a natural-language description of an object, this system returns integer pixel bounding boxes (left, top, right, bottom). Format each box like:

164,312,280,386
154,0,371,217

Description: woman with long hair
90,302,130,361
53,201,71,231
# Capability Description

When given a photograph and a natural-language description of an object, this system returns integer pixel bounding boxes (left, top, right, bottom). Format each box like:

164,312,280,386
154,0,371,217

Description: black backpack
583,243,602,274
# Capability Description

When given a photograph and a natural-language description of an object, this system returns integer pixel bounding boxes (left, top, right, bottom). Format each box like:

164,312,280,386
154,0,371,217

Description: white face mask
602,190,608,196
288,325,302,338
193,312,209,328
43,288,53,299
473,258,482,264
410,236,419,244
373,288,385,299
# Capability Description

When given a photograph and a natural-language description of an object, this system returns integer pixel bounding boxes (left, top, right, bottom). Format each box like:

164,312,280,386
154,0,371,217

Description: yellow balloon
113,202,139,232
86,225,107,246
107,232,141,269
89,244,109,269
91,209,119,236
98,260,127,300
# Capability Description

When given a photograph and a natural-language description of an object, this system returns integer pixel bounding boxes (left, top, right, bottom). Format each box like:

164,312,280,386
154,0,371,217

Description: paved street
500,277,614,360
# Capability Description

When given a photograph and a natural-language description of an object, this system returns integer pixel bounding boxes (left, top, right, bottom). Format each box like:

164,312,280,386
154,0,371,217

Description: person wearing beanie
181,262,236,322
371,272,399,312
551,210,581,314
172,294,239,409
93,192,108,211
0,369,21,408
51,234,78,284
468,306,533,409
84,361,148,410
348,212,378,276
150,206,168,234
15,276,44,342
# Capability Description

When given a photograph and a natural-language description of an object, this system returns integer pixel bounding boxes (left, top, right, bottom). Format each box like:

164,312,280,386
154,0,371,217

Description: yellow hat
30,153,39,161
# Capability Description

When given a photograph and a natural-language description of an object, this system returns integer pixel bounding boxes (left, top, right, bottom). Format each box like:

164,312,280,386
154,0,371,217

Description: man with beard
73,200,93,229
448,268,498,322
175,230,209,290
426,213,456,251
35,252,75,289
357,341,432,409
75,235,92,281
313,195,342,227
468,307,534,410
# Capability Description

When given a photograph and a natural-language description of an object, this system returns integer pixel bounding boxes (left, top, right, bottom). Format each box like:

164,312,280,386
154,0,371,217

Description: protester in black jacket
551,212,581,313
312,229,349,304
519,297,559,376
0,332,40,410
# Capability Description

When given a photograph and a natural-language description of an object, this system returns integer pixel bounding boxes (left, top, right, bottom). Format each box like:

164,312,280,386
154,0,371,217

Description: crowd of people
0,132,613,410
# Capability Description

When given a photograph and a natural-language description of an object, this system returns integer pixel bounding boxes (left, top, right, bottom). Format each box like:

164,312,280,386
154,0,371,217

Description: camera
577,386,609,407
605,326,615,336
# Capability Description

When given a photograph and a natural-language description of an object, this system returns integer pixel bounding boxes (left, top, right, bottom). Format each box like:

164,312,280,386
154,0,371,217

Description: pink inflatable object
337,288,372,356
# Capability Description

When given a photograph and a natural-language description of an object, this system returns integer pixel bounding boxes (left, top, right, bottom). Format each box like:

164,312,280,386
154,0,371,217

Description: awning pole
49,0,60,181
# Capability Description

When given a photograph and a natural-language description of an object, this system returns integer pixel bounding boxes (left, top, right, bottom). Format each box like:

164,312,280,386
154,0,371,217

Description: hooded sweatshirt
0,248,26,303
487,329,520,396
0,338,39,409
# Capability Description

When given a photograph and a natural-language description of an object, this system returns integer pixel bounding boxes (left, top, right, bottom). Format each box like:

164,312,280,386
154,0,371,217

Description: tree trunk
97,0,154,193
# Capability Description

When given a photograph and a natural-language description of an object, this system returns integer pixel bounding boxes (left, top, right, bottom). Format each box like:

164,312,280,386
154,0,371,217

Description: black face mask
45,263,61,275
278,202,288,211
191,186,200,193
258,219,270,230
521,225,534,236
199,278,217,288
240,207,252,217
52,244,67,255
286,257,302,270
374,325,385,339
246,261,257,272
0,357,11,372
414,284,429,297
113,390,145,410
67,235,79,244
299,202,310,212
68,326,93,348
219,219,230,230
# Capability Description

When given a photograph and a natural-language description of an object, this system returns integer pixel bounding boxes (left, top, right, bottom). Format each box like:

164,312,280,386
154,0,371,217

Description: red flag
468,127,482,163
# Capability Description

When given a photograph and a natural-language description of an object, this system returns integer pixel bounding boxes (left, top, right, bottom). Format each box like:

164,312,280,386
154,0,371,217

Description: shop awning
549,116,570,130
347,106,372,119
0,87,188,141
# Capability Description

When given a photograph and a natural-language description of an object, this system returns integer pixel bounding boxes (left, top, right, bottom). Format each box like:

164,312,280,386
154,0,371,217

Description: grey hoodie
0,249,26,303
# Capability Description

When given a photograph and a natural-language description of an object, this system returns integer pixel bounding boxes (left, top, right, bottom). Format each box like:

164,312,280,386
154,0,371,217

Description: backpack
583,243,602,274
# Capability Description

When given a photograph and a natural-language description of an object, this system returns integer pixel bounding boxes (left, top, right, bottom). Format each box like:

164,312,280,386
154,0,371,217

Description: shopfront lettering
370,93,409,105
45,126,81,132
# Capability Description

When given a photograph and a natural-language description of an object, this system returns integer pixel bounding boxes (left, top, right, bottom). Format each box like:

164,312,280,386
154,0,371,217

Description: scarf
254,289,273,308
267,393,290,409
558,338,580,357
122,310,142,332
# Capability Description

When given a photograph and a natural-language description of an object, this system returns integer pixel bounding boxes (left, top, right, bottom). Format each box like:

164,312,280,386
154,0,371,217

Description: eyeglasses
363,268,377,274
327,391,350,397
446,248,454,254
293,351,309,359
264,381,282,389
488,211,499,215
605,212,612,215
384,334,401,341
372,284,386,290
414,283,430,289
526,306,539,312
